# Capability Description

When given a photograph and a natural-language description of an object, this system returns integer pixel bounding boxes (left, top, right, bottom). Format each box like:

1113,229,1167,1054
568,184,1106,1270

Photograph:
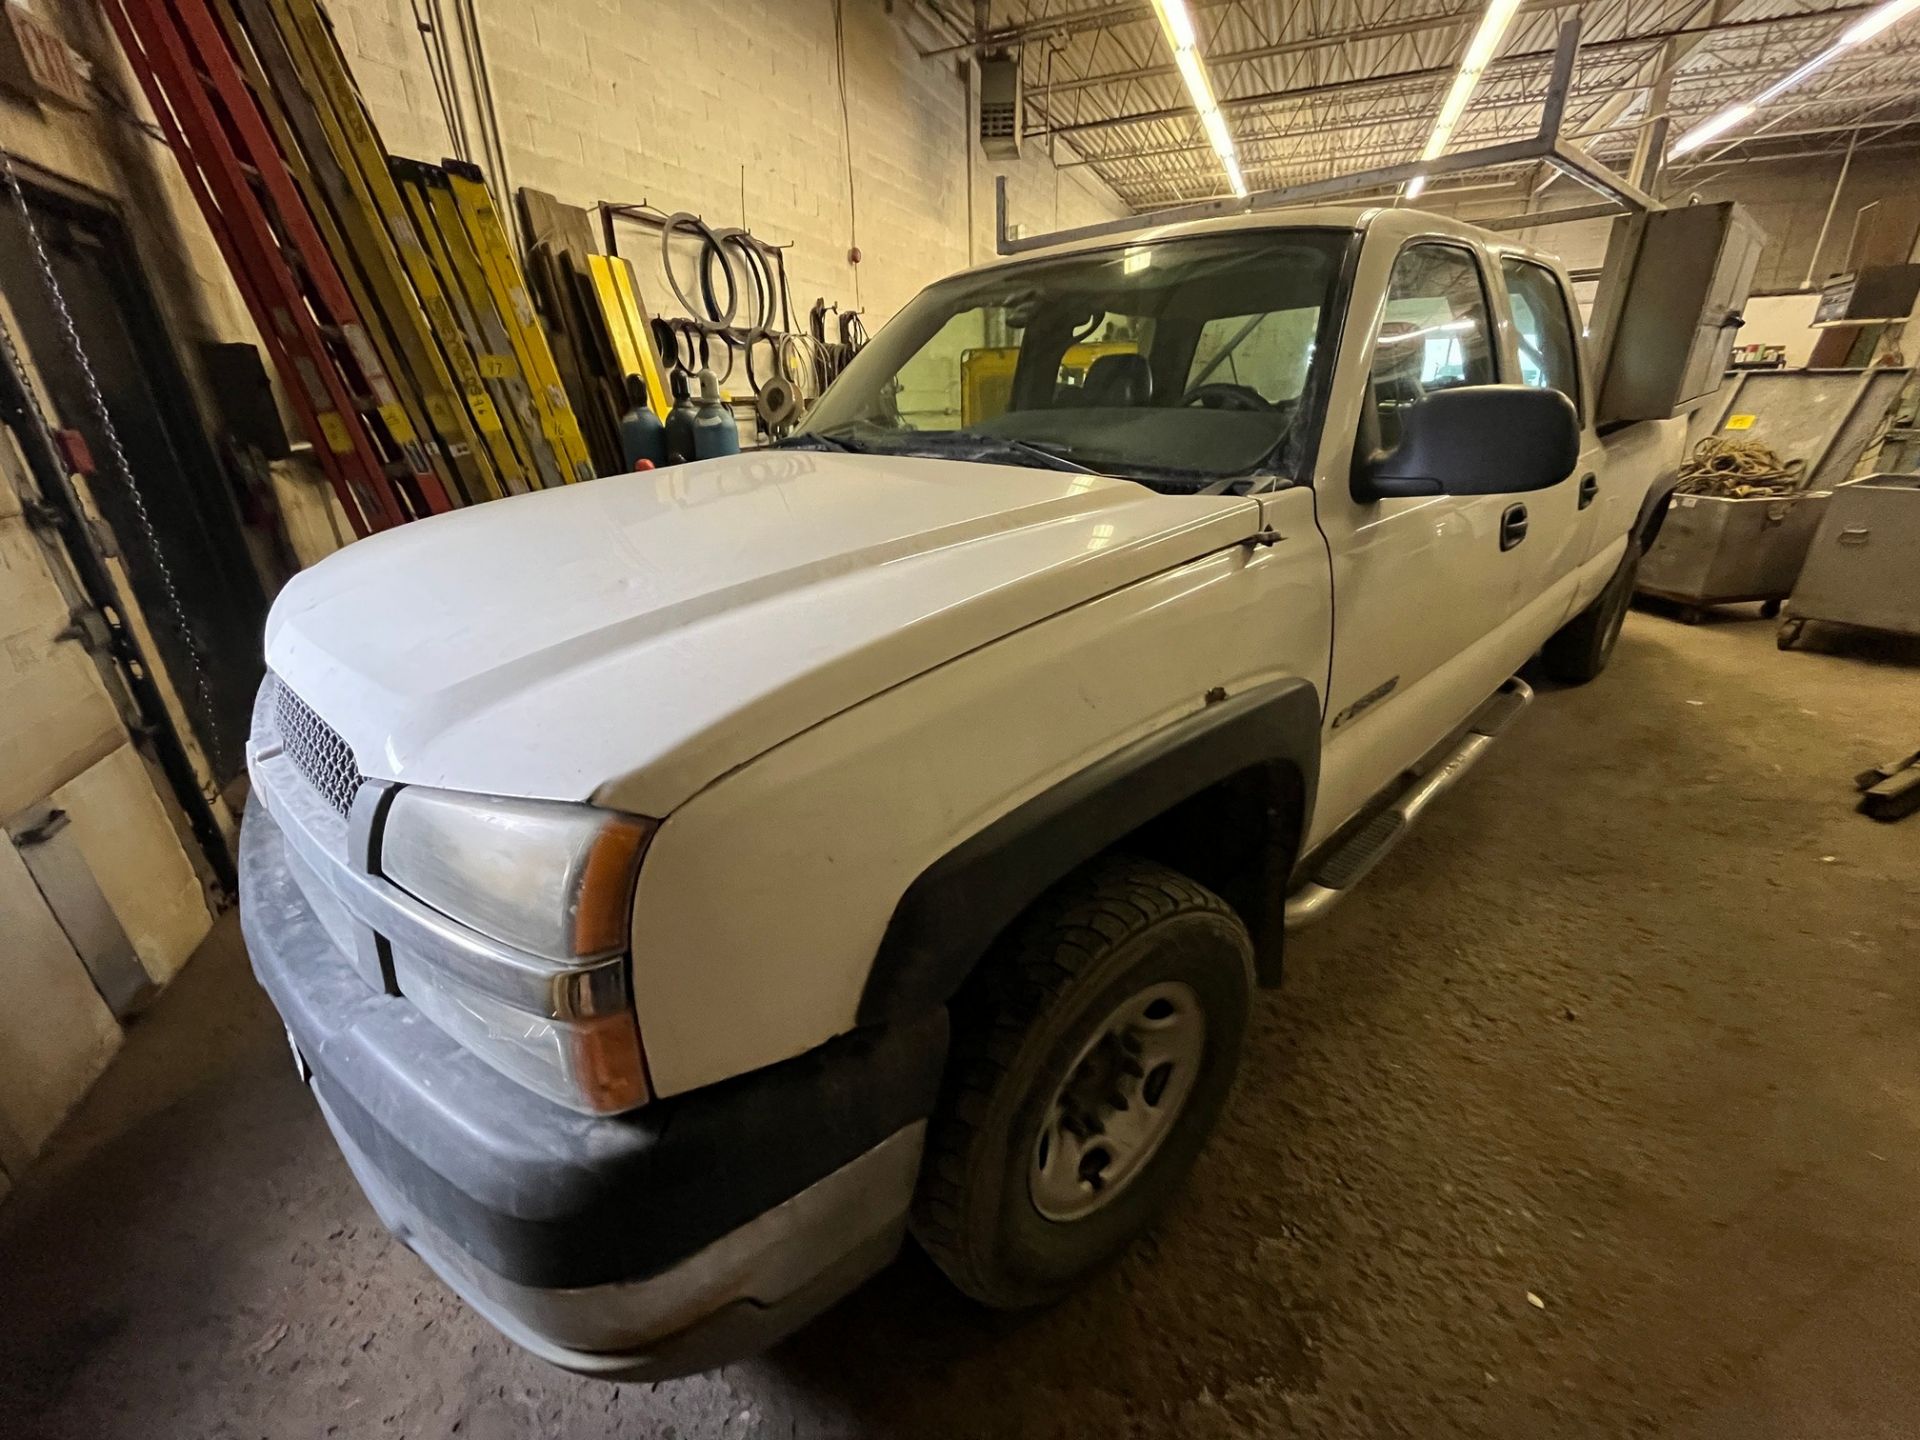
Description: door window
1368,243,1495,449
1502,258,1582,413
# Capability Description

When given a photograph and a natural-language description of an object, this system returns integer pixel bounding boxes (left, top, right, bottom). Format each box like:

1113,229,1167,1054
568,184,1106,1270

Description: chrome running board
1284,675,1534,930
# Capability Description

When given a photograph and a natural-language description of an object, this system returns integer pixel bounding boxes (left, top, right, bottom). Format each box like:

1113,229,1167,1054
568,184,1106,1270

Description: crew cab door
1306,237,1541,849
1496,254,1599,623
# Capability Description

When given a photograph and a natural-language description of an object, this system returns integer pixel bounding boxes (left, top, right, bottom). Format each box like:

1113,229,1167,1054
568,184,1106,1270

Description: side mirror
1356,385,1579,500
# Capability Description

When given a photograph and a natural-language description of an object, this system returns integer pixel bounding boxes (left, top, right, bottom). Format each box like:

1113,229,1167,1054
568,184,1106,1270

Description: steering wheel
1181,382,1273,412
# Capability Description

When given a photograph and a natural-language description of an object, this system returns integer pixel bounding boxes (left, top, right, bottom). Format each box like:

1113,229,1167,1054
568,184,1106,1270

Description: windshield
797,229,1350,491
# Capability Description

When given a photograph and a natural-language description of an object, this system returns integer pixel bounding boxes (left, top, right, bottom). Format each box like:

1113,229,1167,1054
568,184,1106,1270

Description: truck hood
265,450,1257,815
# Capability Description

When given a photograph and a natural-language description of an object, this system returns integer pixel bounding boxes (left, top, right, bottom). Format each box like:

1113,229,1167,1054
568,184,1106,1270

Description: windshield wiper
774,431,866,454
779,426,1100,475
879,430,1101,475
776,427,1249,493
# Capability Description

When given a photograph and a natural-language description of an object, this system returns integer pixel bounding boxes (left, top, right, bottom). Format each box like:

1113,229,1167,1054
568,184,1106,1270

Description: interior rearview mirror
1356,385,1579,501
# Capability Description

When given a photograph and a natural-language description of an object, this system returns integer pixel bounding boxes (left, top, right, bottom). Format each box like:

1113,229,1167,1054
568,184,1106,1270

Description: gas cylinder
617,374,666,470
691,367,742,460
663,370,698,465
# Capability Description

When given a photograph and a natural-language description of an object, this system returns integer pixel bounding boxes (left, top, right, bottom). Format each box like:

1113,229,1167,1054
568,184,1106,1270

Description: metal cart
1640,367,1910,620
1778,474,1920,648
1638,489,1831,621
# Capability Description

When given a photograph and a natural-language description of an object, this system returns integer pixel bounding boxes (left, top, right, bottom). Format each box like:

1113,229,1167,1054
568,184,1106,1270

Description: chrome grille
272,678,362,816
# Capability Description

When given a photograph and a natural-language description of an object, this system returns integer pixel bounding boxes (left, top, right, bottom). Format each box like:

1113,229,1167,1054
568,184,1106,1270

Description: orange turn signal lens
568,1010,653,1112
571,817,654,957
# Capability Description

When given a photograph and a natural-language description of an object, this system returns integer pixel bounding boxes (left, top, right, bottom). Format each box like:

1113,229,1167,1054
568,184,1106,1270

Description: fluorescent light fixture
1672,0,1920,156
1406,0,1525,201
1221,150,1248,196
1173,46,1211,102
1155,0,1197,49
1842,0,1920,46
1149,0,1249,197
1199,106,1235,156
1671,102,1757,155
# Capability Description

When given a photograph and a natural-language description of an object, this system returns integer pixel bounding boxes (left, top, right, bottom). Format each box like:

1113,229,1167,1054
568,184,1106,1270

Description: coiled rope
1675,436,1804,498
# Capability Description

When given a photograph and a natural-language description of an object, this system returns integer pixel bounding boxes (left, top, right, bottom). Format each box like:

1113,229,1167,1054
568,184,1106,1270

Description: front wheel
1541,537,1640,684
911,856,1252,1310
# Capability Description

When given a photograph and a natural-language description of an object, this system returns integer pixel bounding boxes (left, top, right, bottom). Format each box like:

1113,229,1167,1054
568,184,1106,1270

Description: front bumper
239,797,945,1378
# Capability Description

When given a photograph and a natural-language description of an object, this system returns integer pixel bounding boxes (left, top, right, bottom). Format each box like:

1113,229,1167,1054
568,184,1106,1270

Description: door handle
1500,503,1529,551
1578,473,1599,510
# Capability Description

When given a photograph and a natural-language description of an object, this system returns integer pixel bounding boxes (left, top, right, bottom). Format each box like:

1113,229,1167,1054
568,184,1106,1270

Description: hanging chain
0,144,225,769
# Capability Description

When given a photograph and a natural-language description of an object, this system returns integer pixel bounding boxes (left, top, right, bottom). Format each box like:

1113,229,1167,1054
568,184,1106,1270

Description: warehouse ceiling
934,1,1920,212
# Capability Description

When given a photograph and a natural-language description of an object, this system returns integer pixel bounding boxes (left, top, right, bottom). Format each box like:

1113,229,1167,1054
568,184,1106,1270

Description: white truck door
1498,254,1599,625
1307,238,1538,849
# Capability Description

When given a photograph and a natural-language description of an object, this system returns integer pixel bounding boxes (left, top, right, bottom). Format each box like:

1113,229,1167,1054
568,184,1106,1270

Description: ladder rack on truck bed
994,16,1762,440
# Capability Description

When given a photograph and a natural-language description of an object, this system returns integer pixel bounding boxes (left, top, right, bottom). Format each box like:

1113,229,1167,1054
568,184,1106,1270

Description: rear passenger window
1368,243,1496,449
1502,259,1581,413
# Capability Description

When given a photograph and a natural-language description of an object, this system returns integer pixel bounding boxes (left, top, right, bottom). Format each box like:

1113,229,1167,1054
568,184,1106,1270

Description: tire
1541,537,1641,684
1760,598,1783,620
911,855,1253,1310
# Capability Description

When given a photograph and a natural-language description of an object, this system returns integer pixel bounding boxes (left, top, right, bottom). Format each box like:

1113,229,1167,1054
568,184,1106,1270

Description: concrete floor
4,609,1920,1439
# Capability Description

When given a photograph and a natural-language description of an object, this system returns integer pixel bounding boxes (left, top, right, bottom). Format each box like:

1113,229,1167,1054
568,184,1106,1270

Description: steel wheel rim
1029,981,1207,1222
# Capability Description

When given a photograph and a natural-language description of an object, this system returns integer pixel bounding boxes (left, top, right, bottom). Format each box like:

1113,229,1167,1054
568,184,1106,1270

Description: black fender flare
1634,477,1680,552
856,677,1322,1025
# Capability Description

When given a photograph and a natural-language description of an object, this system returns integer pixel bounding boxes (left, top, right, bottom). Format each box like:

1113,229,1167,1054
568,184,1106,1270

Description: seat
1080,353,1152,407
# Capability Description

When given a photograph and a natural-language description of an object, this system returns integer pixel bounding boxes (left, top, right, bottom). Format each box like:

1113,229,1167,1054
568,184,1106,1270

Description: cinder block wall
326,0,1126,329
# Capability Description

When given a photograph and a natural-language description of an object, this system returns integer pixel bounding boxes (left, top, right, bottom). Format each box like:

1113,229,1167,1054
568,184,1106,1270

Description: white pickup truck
240,205,1682,1377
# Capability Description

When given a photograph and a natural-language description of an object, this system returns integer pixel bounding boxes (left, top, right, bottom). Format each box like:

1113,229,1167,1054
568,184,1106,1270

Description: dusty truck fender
622,513,1334,1098
858,676,1322,1023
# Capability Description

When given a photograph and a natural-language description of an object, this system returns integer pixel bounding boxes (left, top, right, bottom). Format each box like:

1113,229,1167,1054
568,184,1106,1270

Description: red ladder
103,0,453,533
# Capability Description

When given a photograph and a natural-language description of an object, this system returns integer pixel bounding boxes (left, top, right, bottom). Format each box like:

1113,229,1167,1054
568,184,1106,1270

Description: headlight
381,787,652,960
389,948,649,1113
378,787,655,1113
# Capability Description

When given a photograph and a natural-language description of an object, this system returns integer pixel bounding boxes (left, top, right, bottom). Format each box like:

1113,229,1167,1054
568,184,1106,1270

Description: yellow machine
959,341,1139,426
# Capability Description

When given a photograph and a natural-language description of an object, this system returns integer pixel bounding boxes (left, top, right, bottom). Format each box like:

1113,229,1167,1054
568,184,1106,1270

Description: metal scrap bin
1691,368,1911,491
1637,490,1831,618
1779,475,1920,647
1641,366,1910,617
1877,426,1920,473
